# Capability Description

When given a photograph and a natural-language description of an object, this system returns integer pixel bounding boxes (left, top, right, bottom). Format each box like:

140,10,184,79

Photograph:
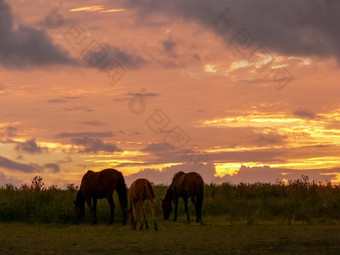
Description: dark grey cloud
113,92,159,102
78,121,106,126
71,137,122,153
0,170,23,187
44,163,60,173
15,138,48,154
0,156,40,173
125,92,159,97
0,0,77,69
125,162,215,185
5,126,17,137
117,143,208,170
141,142,188,163
0,125,17,137
123,0,340,61
209,149,283,164
87,44,145,70
55,132,113,138
110,46,145,69
57,156,73,164
125,163,339,185
293,109,316,119
254,133,287,146
63,107,94,112
142,142,170,153
47,96,82,103
161,39,177,57
125,141,340,175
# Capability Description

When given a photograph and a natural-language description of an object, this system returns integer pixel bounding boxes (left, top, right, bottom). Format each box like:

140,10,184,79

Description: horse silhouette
129,178,158,231
162,171,204,223
74,168,128,225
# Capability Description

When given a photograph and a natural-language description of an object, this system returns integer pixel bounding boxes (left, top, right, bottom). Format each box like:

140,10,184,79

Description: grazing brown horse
162,171,204,223
74,168,128,225
129,178,158,231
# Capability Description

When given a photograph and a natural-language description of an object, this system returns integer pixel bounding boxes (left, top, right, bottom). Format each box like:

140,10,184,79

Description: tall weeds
0,176,339,224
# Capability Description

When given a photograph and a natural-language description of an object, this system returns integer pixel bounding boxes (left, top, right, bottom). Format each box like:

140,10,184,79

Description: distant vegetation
0,175,339,224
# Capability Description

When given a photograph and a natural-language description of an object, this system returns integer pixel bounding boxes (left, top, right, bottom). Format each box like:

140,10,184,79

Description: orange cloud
70,6,128,13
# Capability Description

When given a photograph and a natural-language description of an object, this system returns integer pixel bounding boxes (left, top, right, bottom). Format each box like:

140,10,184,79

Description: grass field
0,176,339,254
0,218,339,254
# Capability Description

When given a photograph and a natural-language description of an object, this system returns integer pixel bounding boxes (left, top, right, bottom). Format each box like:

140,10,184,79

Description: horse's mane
115,170,127,190
171,171,185,184
114,170,128,210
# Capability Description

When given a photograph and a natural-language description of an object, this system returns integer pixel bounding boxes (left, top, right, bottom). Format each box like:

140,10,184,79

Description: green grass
0,219,339,254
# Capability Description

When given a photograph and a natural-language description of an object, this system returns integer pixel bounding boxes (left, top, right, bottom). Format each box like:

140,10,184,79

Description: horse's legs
92,198,97,224
150,198,158,231
107,196,115,225
118,192,128,225
195,194,203,223
139,200,147,230
173,196,178,222
131,202,137,230
86,198,93,216
184,197,190,222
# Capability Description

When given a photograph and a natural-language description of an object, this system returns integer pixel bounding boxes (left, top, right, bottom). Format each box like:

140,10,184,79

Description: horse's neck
172,172,185,184
116,184,127,207
165,189,173,202
76,190,85,203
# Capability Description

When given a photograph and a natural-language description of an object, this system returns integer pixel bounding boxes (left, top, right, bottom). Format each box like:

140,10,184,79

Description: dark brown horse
162,171,204,223
74,168,128,225
129,178,158,231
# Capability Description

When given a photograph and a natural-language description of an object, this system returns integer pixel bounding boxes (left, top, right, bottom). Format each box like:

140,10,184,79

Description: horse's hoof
154,223,158,231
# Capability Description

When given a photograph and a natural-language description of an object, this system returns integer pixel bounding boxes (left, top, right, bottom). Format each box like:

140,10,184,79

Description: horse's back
129,178,155,202
80,168,124,197
183,172,204,196
172,172,203,197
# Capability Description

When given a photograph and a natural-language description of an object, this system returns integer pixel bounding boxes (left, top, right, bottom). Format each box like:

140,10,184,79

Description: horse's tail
145,181,155,200
195,175,204,222
116,171,128,224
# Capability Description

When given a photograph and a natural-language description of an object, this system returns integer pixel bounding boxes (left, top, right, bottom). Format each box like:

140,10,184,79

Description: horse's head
74,191,85,223
161,199,172,220
161,189,173,220
74,199,85,221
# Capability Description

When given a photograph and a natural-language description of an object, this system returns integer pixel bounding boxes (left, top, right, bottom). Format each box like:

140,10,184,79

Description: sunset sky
1,0,340,187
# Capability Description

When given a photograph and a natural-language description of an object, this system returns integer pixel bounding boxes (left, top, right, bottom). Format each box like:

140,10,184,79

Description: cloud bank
124,0,340,61
0,0,76,69
125,163,338,186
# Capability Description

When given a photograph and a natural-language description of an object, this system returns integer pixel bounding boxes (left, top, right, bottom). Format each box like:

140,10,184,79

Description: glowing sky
1,0,340,187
